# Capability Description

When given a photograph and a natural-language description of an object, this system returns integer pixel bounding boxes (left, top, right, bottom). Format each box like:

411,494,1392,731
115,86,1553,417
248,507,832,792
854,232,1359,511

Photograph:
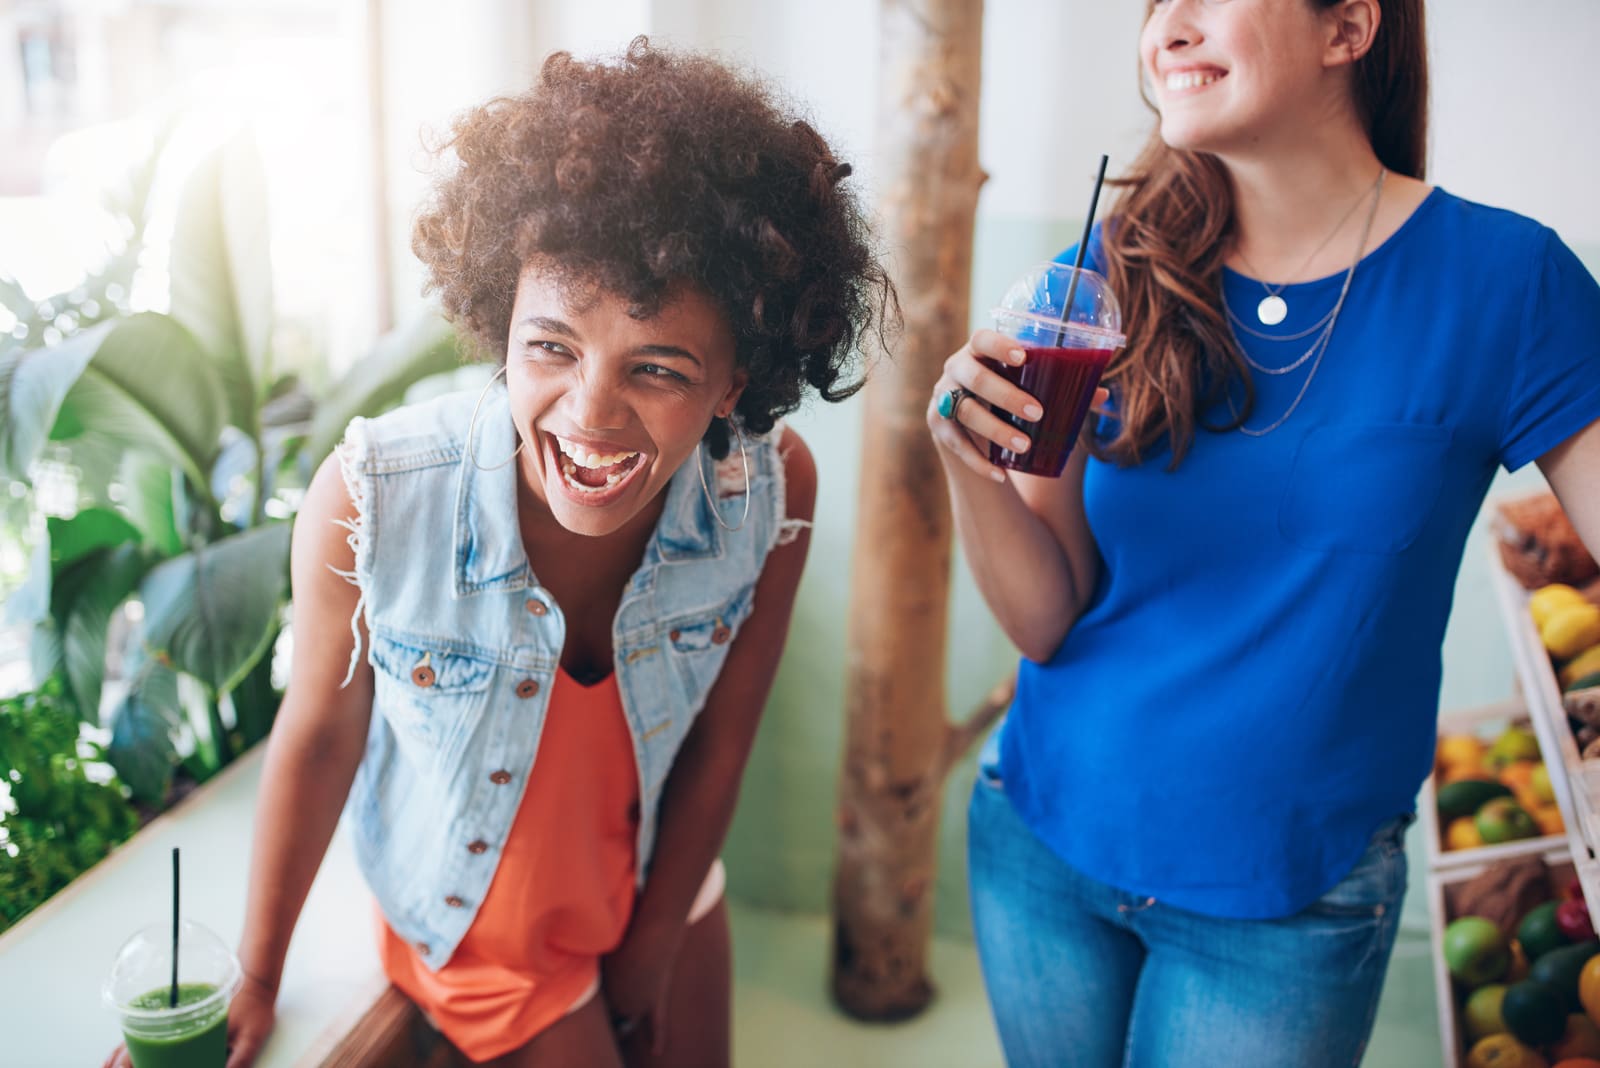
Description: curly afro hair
412,37,896,458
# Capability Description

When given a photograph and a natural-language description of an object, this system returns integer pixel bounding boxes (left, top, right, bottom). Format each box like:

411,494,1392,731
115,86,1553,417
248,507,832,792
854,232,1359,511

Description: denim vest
334,385,785,969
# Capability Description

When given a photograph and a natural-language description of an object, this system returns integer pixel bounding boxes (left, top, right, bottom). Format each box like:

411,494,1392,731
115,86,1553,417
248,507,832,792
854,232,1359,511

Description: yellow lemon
1441,733,1489,769
1544,604,1600,660
1449,816,1487,850
1533,585,1591,628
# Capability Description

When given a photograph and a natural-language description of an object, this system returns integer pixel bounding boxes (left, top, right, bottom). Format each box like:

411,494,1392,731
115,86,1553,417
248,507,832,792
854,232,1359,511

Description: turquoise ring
937,386,971,421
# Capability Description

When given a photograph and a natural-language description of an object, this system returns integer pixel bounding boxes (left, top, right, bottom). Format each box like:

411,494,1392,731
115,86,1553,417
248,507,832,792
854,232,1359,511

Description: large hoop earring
696,421,750,533
466,366,525,472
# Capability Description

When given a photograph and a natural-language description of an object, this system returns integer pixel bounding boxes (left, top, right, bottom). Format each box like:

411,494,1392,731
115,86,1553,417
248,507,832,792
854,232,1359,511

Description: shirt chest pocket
662,589,756,706
1278,422,1454,555
369,630,495,758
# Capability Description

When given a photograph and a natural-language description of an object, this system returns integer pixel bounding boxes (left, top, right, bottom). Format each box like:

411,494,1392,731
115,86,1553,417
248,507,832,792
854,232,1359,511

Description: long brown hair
1096,0,1428,468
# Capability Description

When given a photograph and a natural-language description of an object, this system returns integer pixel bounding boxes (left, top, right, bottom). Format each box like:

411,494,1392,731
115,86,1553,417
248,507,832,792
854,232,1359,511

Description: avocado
1437,779,1512,823
1528,938,1600,1012
1517,901,1572,961
1501,979,1567,1045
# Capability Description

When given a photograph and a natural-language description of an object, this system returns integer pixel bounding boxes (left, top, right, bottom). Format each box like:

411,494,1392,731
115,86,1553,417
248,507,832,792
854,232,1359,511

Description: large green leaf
106,662,182,804
306,310,463,464
46,507,141,573
168,133,273,434
229,633,281,747
54,312,226,485
29,623,62,687
61,544,148,723
139,522,290,695
1,505,141,632
0,320,109,480
118,455,184,557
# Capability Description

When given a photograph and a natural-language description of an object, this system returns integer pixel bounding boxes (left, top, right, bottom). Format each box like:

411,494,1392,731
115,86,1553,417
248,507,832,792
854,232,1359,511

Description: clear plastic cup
104,919,242,1068
981,263,1126,478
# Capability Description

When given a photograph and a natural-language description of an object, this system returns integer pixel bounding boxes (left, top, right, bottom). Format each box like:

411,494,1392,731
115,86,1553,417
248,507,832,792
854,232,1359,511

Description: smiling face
505,265,746,538
1142,0,1357,159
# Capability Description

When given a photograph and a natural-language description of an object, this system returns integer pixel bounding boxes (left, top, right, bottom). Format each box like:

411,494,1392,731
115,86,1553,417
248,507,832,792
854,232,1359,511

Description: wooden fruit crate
1427,846,1586,1068
1490,543,1600,913
1423,698,1568,870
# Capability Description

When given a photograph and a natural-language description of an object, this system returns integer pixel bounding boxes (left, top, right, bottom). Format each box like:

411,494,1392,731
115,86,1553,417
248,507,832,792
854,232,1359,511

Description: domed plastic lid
991,262,1126,350
103,919,242,1037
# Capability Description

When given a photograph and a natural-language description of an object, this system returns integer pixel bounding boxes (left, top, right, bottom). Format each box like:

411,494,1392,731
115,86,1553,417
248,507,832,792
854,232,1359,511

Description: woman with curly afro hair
133,38,893,1068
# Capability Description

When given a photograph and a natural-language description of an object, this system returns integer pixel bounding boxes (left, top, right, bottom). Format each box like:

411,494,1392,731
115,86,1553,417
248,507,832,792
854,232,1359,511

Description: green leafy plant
2,128,463,805
0,676,138,933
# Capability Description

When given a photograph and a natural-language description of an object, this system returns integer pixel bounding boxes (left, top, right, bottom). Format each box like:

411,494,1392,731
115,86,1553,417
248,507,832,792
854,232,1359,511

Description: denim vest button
711,624,732,645
411,664,436,687
669,629,682,641
416,942,431,956
467,840,488,854
489,770,513,785
515,678,540,699
525,598,548,616
444,895,464,908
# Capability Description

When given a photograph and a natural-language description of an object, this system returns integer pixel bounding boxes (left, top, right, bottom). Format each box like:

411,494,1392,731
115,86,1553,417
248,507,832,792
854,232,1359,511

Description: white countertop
0,746,387,1066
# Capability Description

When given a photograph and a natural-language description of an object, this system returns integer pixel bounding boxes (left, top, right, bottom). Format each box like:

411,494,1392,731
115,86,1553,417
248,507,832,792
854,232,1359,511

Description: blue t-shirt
996,188,1600,919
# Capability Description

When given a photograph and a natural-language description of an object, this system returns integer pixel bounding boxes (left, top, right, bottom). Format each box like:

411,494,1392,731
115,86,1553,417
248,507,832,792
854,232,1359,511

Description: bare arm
235,456,374,1006
928,329,1104,662
612,427,815,961
110,459,373,1068
1538,414,1600,565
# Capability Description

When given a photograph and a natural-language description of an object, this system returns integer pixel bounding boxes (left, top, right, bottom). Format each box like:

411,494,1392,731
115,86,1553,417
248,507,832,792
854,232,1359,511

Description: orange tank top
377,668,640,1061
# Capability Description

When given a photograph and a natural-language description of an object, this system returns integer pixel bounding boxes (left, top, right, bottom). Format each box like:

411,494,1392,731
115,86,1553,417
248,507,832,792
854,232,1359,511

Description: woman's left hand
601,931,679,1054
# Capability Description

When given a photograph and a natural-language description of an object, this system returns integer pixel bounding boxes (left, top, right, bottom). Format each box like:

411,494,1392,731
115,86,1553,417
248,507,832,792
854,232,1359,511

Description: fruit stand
1426,491,1600,1068
1490,548,1600,908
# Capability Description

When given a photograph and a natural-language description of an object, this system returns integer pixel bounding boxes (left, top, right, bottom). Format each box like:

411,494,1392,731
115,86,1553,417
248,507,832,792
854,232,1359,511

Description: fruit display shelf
1427,846,1586,1068
1489,542,1600,926
1422,698,1568,871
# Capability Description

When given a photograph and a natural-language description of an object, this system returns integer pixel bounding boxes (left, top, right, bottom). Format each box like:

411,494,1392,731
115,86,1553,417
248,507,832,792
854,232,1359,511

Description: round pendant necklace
1256,294,1288,326
1235,168,1386,326
1236,168,1387,437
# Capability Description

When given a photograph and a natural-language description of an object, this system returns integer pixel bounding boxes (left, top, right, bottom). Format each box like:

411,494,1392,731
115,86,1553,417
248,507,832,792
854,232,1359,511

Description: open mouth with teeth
1165,70,1225,92
549,433,647,498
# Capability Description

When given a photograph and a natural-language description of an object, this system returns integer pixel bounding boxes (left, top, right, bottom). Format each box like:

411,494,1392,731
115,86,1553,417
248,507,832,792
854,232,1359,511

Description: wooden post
830,0,989,1021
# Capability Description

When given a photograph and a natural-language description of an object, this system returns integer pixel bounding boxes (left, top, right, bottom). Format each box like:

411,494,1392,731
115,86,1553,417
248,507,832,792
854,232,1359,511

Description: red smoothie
982,345,1113,477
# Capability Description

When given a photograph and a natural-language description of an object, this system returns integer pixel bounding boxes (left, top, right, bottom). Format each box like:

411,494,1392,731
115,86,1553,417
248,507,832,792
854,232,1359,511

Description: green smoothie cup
104,919,242,1068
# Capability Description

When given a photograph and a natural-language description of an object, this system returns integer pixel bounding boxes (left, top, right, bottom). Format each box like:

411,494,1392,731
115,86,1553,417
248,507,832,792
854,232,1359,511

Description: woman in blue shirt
929,1,1600,1064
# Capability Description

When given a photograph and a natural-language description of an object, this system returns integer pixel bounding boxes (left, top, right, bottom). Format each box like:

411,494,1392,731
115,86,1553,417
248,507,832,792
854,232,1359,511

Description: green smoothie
121,983,228,1068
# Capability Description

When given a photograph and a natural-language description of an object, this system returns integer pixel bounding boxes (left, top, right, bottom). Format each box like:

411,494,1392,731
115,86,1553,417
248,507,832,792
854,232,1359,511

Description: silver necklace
1238,168,1386,437
1226,298,1335,345
1234,169,1385,326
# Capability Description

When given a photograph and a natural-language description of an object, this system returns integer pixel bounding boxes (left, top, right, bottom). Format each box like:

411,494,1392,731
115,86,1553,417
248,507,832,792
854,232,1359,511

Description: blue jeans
968,762,1409,1068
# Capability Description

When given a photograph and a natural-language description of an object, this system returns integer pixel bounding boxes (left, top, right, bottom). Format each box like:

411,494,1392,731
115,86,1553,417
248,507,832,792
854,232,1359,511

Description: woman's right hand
222,972,278,1068
927,329,1109,484
100,972,276,1068
926,329,1045,483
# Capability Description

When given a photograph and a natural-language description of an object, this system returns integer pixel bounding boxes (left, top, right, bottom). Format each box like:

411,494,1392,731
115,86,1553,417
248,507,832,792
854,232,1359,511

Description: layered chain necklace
1230,168,1387,438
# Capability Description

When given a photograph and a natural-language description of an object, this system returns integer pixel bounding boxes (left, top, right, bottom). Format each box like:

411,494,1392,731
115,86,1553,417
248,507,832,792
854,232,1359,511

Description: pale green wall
722,225,1600,940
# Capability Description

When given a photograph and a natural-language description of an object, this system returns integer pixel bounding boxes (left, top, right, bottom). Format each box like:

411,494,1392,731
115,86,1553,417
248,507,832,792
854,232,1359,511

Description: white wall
1430,0,1600,246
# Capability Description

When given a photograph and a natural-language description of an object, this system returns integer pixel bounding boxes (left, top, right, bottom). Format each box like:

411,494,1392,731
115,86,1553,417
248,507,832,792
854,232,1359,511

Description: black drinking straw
1053,154,1110,346
170,846,179,1008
